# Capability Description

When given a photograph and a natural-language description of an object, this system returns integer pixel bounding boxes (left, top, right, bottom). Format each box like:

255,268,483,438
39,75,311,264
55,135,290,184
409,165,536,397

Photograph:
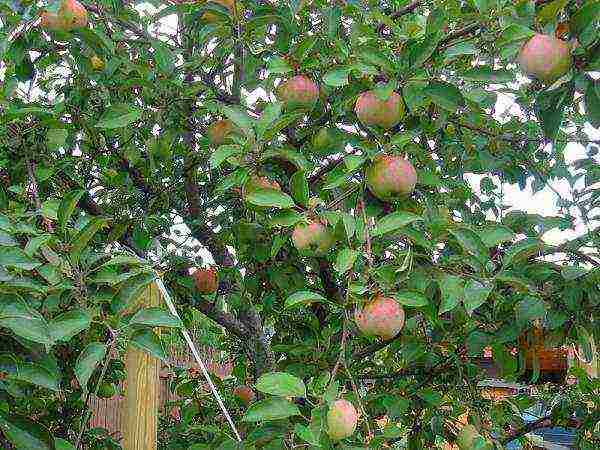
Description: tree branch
194,300,250,340
500,415,581,445
377,1,421,34
318,258,344,303
352,332,403,360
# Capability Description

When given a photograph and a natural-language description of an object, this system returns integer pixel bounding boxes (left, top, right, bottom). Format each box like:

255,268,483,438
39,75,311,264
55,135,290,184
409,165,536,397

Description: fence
88,345,229,436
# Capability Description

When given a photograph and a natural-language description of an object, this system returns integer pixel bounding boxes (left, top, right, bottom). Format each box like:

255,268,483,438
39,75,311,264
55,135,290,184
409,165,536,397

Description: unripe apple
207,119,236,146
233,385,256,405
192,267,218,294
518,34,571,84
40,0,88,31
355,90,405,129
355,295,405,340
366,154,417,201
312,127,344,154
90,55,104,71
292,220,335,256
327,399,358,441
277,75,319,110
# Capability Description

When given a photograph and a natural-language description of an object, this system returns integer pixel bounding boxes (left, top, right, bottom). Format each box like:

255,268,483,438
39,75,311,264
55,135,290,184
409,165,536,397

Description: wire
154,276,242,442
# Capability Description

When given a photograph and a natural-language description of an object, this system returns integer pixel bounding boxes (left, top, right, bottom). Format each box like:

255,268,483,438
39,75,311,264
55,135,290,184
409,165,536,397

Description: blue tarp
505,410,576,449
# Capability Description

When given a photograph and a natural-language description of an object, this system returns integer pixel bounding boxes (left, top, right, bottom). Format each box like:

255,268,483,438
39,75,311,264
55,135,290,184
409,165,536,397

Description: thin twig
344,363,372,438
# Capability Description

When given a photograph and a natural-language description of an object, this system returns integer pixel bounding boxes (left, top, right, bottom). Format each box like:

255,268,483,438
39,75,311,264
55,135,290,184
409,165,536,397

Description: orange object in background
519,326,567,374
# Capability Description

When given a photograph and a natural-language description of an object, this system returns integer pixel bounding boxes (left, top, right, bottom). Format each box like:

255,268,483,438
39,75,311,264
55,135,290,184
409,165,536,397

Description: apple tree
0,0,599,448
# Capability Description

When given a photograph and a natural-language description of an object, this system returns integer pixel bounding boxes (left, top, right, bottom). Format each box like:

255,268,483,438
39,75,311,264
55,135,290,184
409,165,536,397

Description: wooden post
122,282,162,450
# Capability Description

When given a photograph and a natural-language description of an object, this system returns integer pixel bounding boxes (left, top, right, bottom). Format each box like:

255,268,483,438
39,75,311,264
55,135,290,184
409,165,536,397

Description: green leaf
445,42,477,58
0,230,18,246
372,211,422,237
425,81,464,112
130,329,167,361
262,111,304,142
46,128,68,150
268,210,303,227
255,372,306,397
12,362,60,391
218,104,254,137
395,291,429,307
473,0,492,13
323,67,350,87
24,234,52,257
449,227,488,262
570,0,600,36
256,102,283,140
561,265,587,281
245,189,295,209
463,280,492,314
0,298,53,345
269,209,304,227
537,0,568,24
267,56,292,74
497,24,535,47
112,271,156,313
461,67,514,83
502,238,542,267
294,423,321,446
344,155,367,171
75,342,107,391
515,297,546,322
534,86,574,141
209,145,244,169
478,224,515,248
0,415,53,450
342,213,356,239
54,438,76,450
585,80,600,129
0,247,41,270
129,307,182,328
334,248,358,274
284,290,326,309
96,104,142,129
438,274,464,315
99,254,148,268
58,190,85,231
409,35,442,68
49,309,91,342
290,171,309,208
576,326,595,364
242,398,301,422
152,40,175,74
69,218,107,261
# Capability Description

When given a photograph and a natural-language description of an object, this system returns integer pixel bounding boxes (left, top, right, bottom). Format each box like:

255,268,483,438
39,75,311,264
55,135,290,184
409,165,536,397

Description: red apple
366,154,417,200
518,34,571,84
292,220,334,256
192,267,218,294
355,295,405,340
355,90,405,129
233,385,256,405
327,399,358,440
207,119,236,146
277,75,319,110
40,0,88,31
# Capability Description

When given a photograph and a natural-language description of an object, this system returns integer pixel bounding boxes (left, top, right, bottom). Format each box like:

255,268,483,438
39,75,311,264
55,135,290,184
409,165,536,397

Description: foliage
1,0,599,449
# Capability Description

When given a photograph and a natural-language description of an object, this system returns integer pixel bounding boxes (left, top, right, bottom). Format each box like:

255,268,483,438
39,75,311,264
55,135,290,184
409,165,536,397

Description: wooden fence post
122,282,162,450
